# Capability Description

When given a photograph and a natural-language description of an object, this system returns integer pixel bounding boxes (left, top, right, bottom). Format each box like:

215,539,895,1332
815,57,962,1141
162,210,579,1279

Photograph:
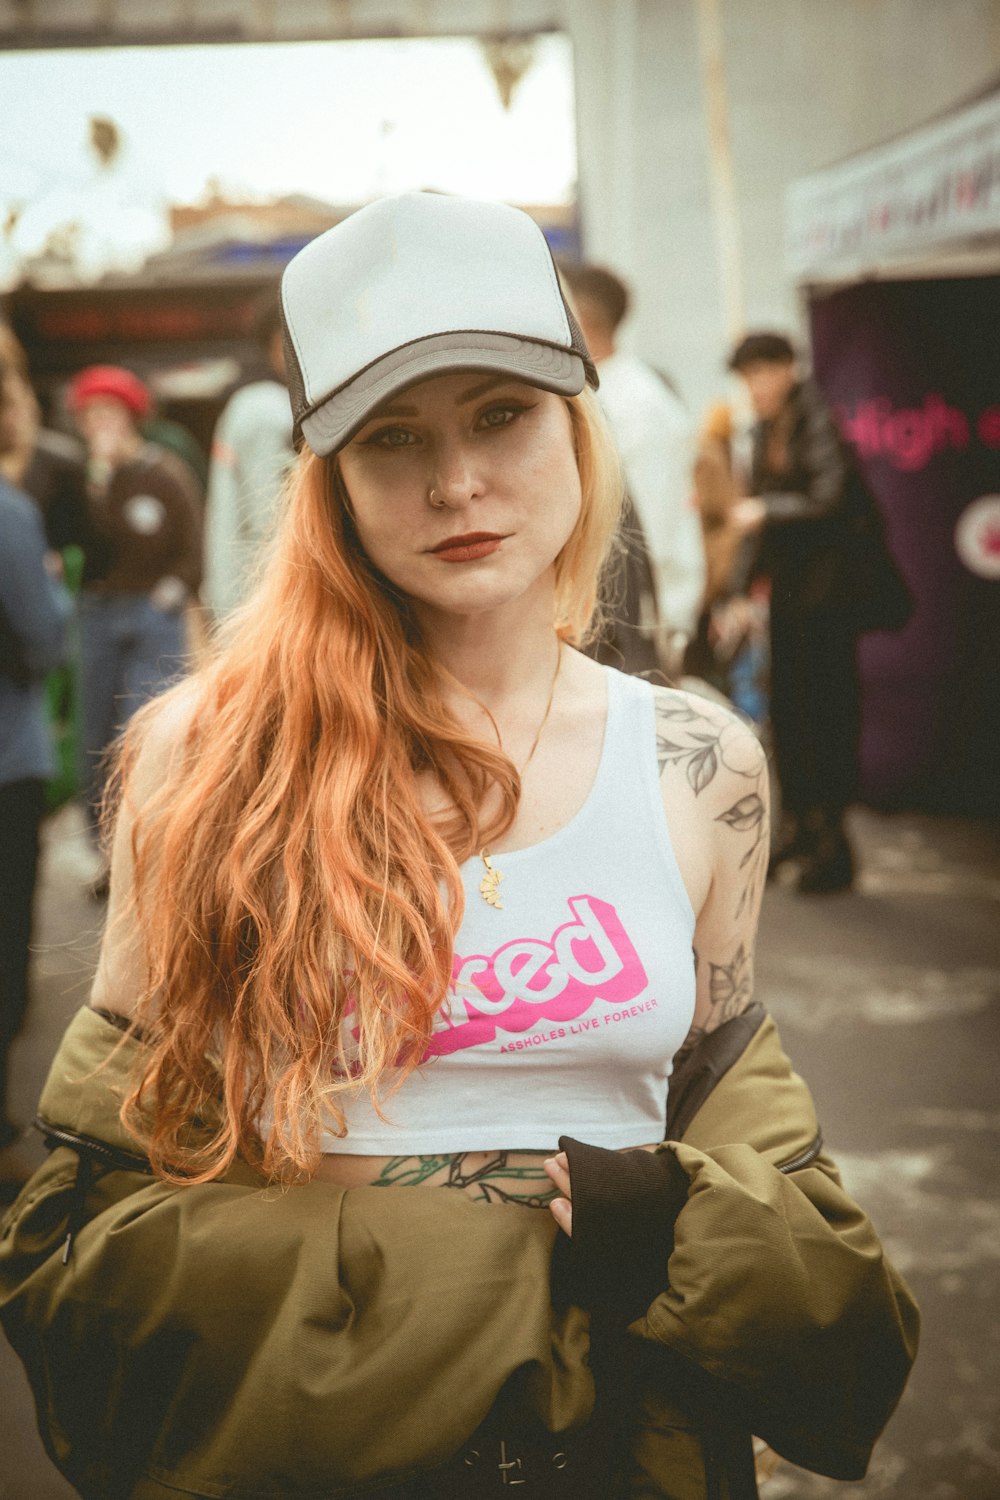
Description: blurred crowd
557,263,907,909
0,259,909,1147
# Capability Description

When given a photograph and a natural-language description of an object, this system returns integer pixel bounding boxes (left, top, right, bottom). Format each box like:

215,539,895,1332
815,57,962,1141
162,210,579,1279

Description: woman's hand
543,1151,573,1236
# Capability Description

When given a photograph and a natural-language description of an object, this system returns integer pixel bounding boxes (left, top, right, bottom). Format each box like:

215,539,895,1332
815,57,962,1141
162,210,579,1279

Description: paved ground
1,801,998,1499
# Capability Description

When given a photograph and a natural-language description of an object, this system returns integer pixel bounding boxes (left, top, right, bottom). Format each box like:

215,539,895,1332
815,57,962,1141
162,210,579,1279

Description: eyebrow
366,375,523,421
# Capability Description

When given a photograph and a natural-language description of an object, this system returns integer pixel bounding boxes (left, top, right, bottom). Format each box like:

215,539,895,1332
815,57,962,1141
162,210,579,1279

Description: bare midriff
312,1143,660,1206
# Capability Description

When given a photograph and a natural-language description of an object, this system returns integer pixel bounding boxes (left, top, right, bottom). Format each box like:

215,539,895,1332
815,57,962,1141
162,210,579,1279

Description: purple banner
809,276,1000,815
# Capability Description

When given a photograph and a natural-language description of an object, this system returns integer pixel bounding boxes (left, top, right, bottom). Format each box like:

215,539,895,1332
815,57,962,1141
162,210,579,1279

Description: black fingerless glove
551,1136,690,1326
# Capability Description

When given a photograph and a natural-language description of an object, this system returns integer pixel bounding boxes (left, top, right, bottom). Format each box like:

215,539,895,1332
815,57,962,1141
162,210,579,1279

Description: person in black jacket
728,333,861,893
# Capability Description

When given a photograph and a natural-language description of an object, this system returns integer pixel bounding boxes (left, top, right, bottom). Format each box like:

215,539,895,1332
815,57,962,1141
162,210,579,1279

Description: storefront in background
788,87,1000,815
3,204,579,464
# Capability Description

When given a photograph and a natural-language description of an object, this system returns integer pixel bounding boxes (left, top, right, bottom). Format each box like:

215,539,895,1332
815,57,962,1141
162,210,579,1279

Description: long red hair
113,388,622,1182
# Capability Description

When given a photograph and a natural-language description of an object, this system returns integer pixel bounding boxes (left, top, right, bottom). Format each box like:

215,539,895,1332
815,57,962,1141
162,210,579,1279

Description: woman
0,196,917,1499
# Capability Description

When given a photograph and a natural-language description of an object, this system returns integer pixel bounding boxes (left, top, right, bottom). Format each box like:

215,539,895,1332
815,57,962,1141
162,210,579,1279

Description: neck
414,587,561,724
119,431,145,464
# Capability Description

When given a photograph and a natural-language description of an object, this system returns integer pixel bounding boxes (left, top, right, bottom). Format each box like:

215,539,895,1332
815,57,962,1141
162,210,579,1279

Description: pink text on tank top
425,896,649,1058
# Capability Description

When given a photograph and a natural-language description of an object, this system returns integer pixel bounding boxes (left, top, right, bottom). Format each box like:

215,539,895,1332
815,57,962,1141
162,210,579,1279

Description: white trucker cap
279,193,598,456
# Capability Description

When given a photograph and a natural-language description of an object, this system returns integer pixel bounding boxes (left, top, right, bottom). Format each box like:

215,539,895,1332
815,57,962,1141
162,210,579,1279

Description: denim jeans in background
727,631,770,729
77,592,188,845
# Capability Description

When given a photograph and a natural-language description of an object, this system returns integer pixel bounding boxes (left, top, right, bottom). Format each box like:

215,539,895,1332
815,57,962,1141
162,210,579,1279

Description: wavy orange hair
113,387,622,1182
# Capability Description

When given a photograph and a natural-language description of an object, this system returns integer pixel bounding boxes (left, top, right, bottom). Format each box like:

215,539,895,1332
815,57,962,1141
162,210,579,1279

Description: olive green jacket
0,1007,918,1499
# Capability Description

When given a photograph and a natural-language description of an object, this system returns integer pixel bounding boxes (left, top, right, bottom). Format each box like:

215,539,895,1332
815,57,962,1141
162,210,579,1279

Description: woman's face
336,371,582,627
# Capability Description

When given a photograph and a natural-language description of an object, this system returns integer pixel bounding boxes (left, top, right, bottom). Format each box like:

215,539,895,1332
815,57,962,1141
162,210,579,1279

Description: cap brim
300,332,587,457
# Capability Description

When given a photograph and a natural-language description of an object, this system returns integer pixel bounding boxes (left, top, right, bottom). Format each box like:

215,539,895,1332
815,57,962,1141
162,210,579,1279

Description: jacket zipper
33,1117,154,1176
777,1130,824,1174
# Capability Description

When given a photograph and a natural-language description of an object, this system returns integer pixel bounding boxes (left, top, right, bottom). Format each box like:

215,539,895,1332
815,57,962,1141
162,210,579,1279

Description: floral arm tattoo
692,940,754,1026
371,1151,558,1206
656,692,768,1039
655,694,769,920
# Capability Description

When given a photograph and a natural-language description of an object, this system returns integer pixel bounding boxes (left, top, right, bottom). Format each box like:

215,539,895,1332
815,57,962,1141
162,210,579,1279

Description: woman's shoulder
650,683,769,922
650,681,767,810
126,674,208,802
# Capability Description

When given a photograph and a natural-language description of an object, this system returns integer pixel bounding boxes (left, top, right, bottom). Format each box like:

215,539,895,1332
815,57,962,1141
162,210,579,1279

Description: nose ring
428,487,446,509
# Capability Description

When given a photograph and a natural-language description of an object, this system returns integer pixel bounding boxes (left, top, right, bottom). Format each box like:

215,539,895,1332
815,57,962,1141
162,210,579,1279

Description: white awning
786,88,1000,281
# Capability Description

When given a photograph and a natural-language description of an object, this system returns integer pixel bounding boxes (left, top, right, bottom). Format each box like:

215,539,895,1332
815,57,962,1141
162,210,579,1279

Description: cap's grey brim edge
300,332,590,457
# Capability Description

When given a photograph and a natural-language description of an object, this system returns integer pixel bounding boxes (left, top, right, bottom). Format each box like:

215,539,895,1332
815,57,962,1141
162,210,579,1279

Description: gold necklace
479,643,562,910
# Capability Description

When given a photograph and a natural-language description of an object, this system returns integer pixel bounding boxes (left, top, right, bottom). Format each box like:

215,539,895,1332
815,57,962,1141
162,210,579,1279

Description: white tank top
322,667,697,1154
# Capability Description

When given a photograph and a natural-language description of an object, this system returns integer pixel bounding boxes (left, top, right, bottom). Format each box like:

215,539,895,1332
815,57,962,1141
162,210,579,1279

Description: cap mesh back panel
281,319,309,437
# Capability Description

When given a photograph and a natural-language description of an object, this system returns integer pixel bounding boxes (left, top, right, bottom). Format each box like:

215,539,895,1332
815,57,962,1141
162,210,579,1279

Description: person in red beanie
68,364,152,423
68,365,202,886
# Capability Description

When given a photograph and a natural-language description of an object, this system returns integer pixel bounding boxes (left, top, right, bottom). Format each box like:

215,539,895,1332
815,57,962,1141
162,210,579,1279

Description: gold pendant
479,850,504,909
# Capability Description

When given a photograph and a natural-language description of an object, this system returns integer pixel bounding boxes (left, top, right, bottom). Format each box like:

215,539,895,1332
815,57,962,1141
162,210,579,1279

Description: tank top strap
589,662,654,758
593,668,694,927
601,666,661,802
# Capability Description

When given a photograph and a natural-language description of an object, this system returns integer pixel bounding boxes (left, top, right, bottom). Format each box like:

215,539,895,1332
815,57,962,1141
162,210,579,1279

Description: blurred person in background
202,295,294,623
142,403,210,499
0,324,90,555
0,326,91,816
689,399,770,724
0,444,72,1158
559,262,705,676
687,399,742,689
728,332,863,894
68,365,202,878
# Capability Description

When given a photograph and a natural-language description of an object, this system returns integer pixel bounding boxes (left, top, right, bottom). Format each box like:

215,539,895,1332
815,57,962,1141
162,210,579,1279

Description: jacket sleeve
635,1139,919,1480
760,385,848,524
557,1013,920,1481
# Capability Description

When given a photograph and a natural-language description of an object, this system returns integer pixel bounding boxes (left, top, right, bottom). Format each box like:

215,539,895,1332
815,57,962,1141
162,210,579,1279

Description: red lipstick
429,532,505,562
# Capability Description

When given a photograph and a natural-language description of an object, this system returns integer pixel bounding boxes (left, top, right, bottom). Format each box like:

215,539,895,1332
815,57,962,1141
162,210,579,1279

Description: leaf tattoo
716,793,765,832
372,1151,556,1206
654,690,768,918
655,698,727,793
656,701,703,724
687,743,719,793
708,943,753,1021
716,790,768,916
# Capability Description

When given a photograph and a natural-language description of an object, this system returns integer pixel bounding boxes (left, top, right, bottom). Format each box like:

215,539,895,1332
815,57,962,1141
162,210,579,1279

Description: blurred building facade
4,191,578,454
1,0,997,410
1,0,998,814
